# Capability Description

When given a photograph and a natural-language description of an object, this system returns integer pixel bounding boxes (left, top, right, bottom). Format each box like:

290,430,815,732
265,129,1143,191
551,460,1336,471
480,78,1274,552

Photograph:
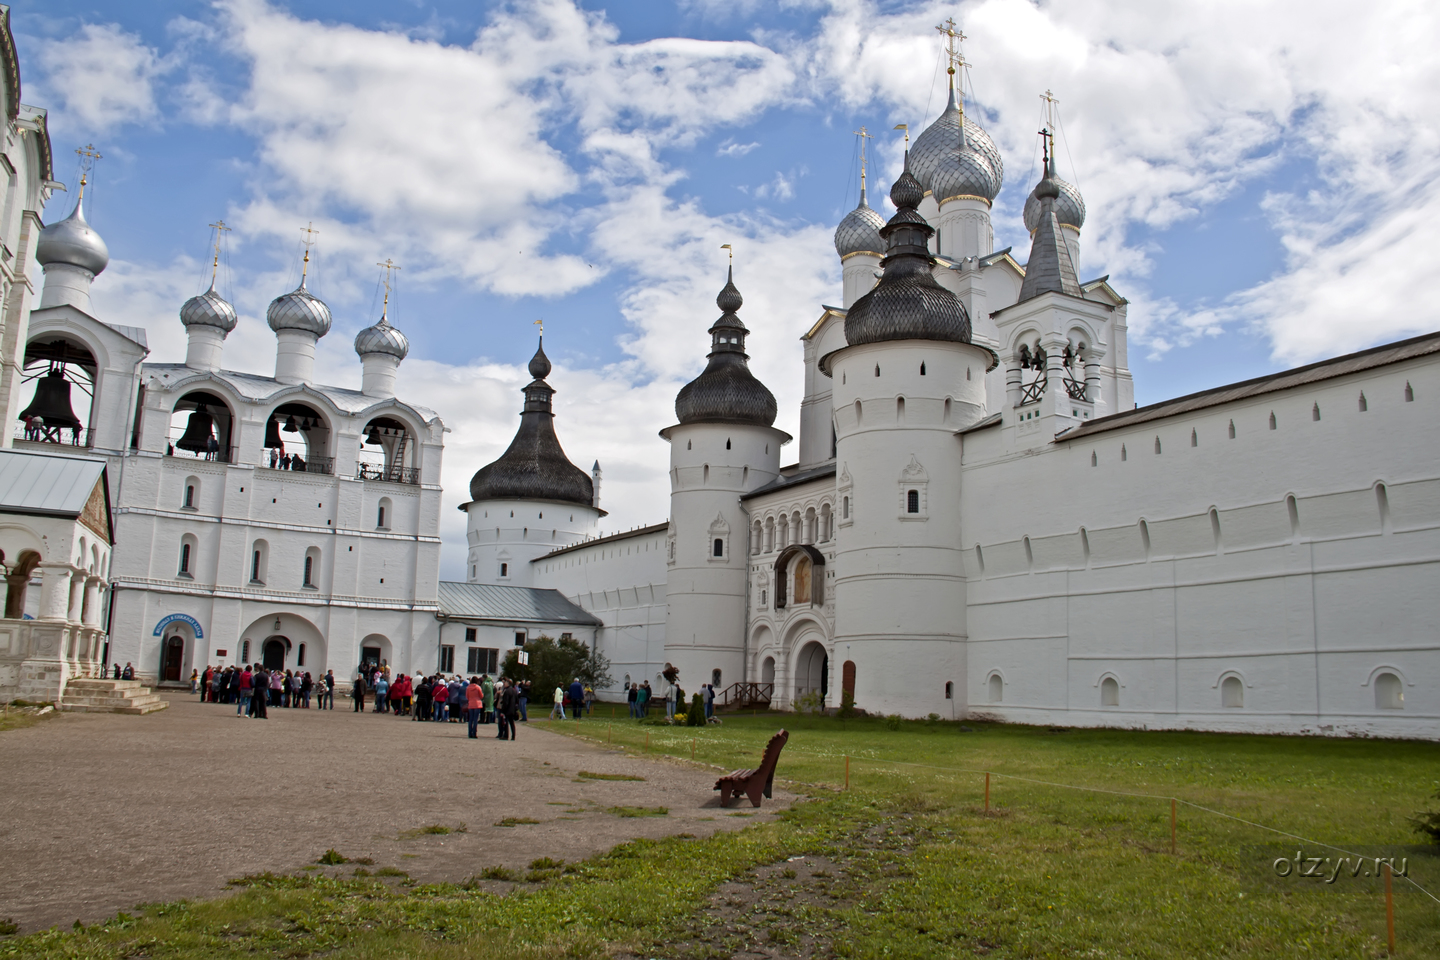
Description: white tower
822,157,991,718
464,338,602,587
662,267,787,695
267,239,331,386
354,261,410,399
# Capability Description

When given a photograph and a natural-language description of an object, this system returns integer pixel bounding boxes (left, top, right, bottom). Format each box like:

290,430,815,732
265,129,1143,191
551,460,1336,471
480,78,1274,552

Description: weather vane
534,317,544,337
894,123,909,149
207,219,230,283
300,222,320,280
376,258,400,322
74,143,102,199
720,243,733,262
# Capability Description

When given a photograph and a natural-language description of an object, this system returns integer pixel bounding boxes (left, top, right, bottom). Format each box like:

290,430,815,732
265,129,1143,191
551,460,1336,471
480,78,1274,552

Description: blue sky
20,0,1440,577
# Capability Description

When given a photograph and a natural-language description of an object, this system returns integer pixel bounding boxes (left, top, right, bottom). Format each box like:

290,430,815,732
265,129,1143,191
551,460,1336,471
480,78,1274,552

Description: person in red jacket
237,667,253,717
465,677,484,739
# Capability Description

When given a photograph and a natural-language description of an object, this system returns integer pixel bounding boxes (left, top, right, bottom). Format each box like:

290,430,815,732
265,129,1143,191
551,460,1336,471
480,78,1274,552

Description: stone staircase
60,679,169,715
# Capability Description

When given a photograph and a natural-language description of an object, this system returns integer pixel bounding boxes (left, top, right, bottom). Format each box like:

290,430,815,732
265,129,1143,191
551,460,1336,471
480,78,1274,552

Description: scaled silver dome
266,277,332,337
1023,175,1086,233
354,317,409,359
930,144,1000,205
180,282,238,333
910,86,1003,203
36,194,109,275
834,189,886,259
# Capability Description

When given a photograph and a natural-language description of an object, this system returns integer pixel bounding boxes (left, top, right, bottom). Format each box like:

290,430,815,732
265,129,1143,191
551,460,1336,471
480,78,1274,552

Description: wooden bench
714,729,788,808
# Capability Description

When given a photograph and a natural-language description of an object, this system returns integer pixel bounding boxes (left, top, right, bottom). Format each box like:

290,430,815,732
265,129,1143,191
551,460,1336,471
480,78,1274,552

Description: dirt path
0,696,795,932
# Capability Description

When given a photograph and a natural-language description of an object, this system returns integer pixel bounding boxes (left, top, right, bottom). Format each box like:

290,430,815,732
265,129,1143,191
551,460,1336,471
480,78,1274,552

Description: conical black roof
843,155,972,346
674,268,777,427
469,339,594,507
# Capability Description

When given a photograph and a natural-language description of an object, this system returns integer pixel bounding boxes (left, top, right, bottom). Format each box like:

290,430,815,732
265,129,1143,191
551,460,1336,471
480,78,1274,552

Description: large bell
264,417,284,449
365,424,382,445
18,370,81,430
175,405,215,453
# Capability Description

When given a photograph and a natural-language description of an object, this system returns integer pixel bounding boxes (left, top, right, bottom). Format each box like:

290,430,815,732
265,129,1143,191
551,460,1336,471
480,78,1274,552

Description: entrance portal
262,637,287,670
796,640,827,700
361,646,381,667
162,635,184,682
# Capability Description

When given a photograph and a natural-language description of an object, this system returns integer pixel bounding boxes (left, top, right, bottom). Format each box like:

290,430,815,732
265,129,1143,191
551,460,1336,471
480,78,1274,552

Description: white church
464,57,1439,739
0,16,1434,736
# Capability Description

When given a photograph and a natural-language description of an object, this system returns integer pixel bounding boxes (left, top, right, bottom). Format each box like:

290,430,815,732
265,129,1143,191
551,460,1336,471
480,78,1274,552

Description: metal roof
436,581,602,626
741,462,837,500
0,449,106,517
1058,329,1440,442
533,522,670,561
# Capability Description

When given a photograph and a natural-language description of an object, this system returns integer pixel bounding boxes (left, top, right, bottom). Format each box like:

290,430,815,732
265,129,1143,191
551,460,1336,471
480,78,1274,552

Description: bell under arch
18,337,97,446
263,401,333,474
167,390,235,463
358,414,418,483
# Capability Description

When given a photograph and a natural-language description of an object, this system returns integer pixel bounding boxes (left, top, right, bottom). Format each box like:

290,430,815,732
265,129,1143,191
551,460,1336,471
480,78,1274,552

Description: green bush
838,689,856,719
1411,789,1440,844
500,635,612,703
885,713,902,731
688,692,705,726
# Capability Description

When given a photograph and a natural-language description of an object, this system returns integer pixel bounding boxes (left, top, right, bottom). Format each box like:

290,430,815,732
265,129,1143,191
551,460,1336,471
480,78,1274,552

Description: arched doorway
796,640,827,701
3,548,41,619
761,656,775,686
842,660,856,698
161,633,186,682
263,636,288,670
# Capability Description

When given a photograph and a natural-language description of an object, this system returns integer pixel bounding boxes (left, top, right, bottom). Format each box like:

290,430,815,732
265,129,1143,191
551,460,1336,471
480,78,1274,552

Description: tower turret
1023,94,1086,270
268,226,331,385
36,166,109,314
355,259,409,398
834,126,885,309
821,145,994,718
662,263,789,695
463,336,602,587
180,221,238,371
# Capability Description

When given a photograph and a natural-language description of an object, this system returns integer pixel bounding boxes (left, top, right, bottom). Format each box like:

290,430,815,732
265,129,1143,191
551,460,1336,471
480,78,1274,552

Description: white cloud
34,23,166,133
717,138,760,157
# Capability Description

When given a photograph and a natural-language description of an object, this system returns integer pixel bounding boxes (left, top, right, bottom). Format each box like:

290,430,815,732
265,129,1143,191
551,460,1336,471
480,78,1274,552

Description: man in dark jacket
568,678,585,720
498,679,519,740
252,666,269,719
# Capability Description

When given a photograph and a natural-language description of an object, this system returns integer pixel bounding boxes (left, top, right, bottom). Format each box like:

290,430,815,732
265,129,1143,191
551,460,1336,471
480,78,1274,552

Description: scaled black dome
844,158,972,347
674,268,777,427
469,339,594,507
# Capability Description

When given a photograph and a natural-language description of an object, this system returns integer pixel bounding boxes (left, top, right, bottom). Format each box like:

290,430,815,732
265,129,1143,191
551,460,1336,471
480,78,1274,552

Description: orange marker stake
1385,861,1396,955
1170,799,1177,855
984,772,990,812
845,755,850,790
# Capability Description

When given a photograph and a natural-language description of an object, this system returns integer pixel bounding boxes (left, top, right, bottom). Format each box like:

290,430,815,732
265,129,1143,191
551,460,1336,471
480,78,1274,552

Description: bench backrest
755,729,789,778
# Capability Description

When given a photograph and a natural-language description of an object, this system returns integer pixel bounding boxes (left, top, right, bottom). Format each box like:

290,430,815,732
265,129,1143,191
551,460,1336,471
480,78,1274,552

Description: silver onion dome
36,193,110,275
354,317,409,359
180,282,238,333
834,188,886,259
910,86,1003,203
266,277,332,337
1023,175,1086,233
930,144,1000,205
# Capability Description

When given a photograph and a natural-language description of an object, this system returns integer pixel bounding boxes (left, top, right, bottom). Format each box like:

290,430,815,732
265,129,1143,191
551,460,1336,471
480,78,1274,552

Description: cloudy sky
21,0,1439,578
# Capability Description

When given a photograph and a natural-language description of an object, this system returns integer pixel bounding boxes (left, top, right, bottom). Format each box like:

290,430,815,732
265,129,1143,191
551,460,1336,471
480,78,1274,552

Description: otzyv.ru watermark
1273,850,1408,883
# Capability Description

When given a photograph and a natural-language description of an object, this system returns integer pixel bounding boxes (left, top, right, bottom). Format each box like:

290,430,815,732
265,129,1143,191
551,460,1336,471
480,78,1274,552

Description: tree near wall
501,635,613,704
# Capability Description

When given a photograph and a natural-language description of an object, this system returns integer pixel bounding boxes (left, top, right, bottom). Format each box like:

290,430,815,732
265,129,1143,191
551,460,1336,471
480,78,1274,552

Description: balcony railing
1063,376,1089,401
261,454,335,476
165,444,238,464
356,462,420,485
16,425,92,447
1019,372,1047,406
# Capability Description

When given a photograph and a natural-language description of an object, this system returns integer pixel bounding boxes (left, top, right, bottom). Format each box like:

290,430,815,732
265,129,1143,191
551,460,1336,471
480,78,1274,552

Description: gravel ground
0,696,795,933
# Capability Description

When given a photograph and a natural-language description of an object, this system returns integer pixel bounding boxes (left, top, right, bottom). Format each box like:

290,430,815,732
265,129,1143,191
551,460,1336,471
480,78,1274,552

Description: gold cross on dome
376,258,401,321
74,143,102,198
936,18,969,74
207,219,230,281
853,126,873,185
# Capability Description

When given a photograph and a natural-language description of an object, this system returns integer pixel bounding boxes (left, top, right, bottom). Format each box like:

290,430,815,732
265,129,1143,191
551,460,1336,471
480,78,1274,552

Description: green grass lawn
5,713,1438,958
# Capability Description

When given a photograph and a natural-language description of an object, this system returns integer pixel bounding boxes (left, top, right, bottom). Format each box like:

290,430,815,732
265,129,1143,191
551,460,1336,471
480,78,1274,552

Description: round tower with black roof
463,338,603,588
660,267,789,696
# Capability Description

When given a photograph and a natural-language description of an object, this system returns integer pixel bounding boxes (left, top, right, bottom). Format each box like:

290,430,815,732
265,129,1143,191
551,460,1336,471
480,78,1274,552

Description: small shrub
1411,789,1440,844
795,690,825,715
317,849,347,865
688,692,706,726
529,857,564,871
886,714,902,731
838,689,856,720
420,824,450,835
474,865,519,882
927,712,941,725
0,919,17,936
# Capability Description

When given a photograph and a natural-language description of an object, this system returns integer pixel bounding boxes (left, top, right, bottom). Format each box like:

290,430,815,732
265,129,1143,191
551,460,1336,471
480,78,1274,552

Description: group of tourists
194,664,336,711
622,680,717,720
349,664,531,740
549,678,596,719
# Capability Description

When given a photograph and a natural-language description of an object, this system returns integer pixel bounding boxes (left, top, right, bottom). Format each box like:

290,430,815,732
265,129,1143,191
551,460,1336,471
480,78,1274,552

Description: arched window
302,546,322,589
241,639,251,664
988,674,1003,702
907,489,919,514
842,496,850,519
944,681,953,699
178,540,193,577
712,668,722,687
298,642,307,667
713,538,724,558
303,555,313,586
792,555,812,604
250,539,269,584
183,477,199,509
1221,676,1243,708
1375,672,1403,709
1100,677,1120,707
377,496,392,530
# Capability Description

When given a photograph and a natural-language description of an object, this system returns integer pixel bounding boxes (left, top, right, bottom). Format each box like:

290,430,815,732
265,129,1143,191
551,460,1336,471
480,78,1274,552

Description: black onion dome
843,156,972,346
468,338,594,507
674,267,777,427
